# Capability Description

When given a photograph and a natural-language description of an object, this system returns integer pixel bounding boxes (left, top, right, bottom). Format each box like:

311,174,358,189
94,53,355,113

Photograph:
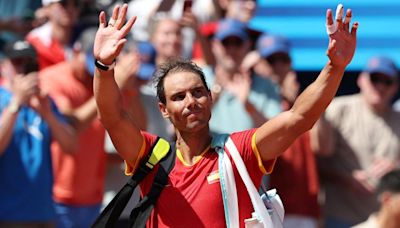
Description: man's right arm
93,4,142,166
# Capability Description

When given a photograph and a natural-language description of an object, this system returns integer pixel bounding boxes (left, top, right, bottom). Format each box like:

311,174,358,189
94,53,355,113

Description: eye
193,88,205,98
172,93,186,101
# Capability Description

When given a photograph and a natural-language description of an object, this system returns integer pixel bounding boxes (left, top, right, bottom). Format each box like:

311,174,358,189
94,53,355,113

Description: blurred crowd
0,0,399,228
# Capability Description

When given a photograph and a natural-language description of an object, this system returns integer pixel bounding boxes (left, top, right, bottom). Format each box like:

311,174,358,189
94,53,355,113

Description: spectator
313,56,400,227
149,14,183,65
0,39,76,227
26,0,79,70
192,0,261,64
39,27,106,228
352,169,400,228
205,19,281,134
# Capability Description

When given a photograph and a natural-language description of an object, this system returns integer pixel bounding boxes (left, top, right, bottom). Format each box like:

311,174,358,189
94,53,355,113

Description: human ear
158,102,170,119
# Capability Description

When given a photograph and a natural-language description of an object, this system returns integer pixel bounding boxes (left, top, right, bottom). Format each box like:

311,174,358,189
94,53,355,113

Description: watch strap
95,59,116,71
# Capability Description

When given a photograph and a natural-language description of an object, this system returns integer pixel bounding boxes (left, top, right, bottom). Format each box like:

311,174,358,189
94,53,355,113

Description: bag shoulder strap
92,137,173,228
129,142,176,227
224,137,273,227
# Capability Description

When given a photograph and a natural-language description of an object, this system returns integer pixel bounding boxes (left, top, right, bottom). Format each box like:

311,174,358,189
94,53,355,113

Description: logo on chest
207,170,220,184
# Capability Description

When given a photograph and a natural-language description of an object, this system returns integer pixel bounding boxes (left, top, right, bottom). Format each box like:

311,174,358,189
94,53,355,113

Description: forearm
93,69,125,129
0,105,19,155
70,97,98,132
290,62,345,132
93,68,143,165
44,112,77,153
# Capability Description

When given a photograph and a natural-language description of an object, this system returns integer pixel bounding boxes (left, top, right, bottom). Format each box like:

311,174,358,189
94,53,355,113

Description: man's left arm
255,5,358,161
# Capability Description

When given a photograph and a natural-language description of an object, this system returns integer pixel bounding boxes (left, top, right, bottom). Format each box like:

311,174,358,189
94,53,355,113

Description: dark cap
364,56,398,78
214,18,249,41
4,40,37,59
256,34,290,58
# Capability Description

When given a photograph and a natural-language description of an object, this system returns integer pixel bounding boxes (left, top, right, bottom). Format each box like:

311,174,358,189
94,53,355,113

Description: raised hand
11,73,39,106
93,4,136,65
224,71,252,104
326,4,358,68
29,92,52,119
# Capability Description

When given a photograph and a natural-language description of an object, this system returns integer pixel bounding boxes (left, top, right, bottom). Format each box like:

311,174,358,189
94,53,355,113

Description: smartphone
183,0,193,13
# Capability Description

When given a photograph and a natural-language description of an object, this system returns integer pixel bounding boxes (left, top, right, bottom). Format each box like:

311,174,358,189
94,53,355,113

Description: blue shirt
0,87,66,221
204,67,282,134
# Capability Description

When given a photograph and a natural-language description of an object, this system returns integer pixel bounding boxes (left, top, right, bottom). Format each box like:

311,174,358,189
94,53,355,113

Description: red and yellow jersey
126,129,276,227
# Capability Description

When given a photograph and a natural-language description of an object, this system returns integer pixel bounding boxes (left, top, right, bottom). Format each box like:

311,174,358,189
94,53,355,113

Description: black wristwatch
94,59,116,71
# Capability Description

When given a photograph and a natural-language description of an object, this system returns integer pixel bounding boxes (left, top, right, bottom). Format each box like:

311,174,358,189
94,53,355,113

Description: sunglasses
369,73,396,86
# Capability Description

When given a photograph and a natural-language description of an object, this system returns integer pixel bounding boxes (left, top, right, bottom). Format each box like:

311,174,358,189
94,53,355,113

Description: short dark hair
153,59,210,104
376,169,400,196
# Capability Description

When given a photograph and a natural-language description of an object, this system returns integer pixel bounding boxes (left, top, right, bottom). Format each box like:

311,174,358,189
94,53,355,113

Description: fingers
343,9,352,31
108,5,120,27
116,4,128,29
326,4,353,35
114,39,127,57
119,16,136,38
325,9,336,35
99,11,106,28
351,21,358,37
335,4,344,29
326,9,333,26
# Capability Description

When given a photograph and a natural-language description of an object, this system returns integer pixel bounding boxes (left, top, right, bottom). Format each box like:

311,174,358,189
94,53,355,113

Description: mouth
183,109,202,118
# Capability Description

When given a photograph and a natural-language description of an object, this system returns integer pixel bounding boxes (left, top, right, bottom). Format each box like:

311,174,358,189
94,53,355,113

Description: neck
377,211,394,228
175,127,212,165
51,22,71,45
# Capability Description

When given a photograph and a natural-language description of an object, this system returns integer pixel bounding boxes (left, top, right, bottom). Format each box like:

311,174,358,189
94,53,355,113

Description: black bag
92,137,176,228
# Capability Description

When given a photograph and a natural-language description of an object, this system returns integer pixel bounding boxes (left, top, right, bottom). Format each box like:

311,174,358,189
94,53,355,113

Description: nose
185,92,197,108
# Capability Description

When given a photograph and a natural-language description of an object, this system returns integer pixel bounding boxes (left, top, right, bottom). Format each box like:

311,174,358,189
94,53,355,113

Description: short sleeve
229,129,276,175
124,131,158,175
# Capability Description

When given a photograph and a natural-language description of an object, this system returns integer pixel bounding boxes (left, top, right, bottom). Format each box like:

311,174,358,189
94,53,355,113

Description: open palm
326,7,358,68
93,4,136,65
